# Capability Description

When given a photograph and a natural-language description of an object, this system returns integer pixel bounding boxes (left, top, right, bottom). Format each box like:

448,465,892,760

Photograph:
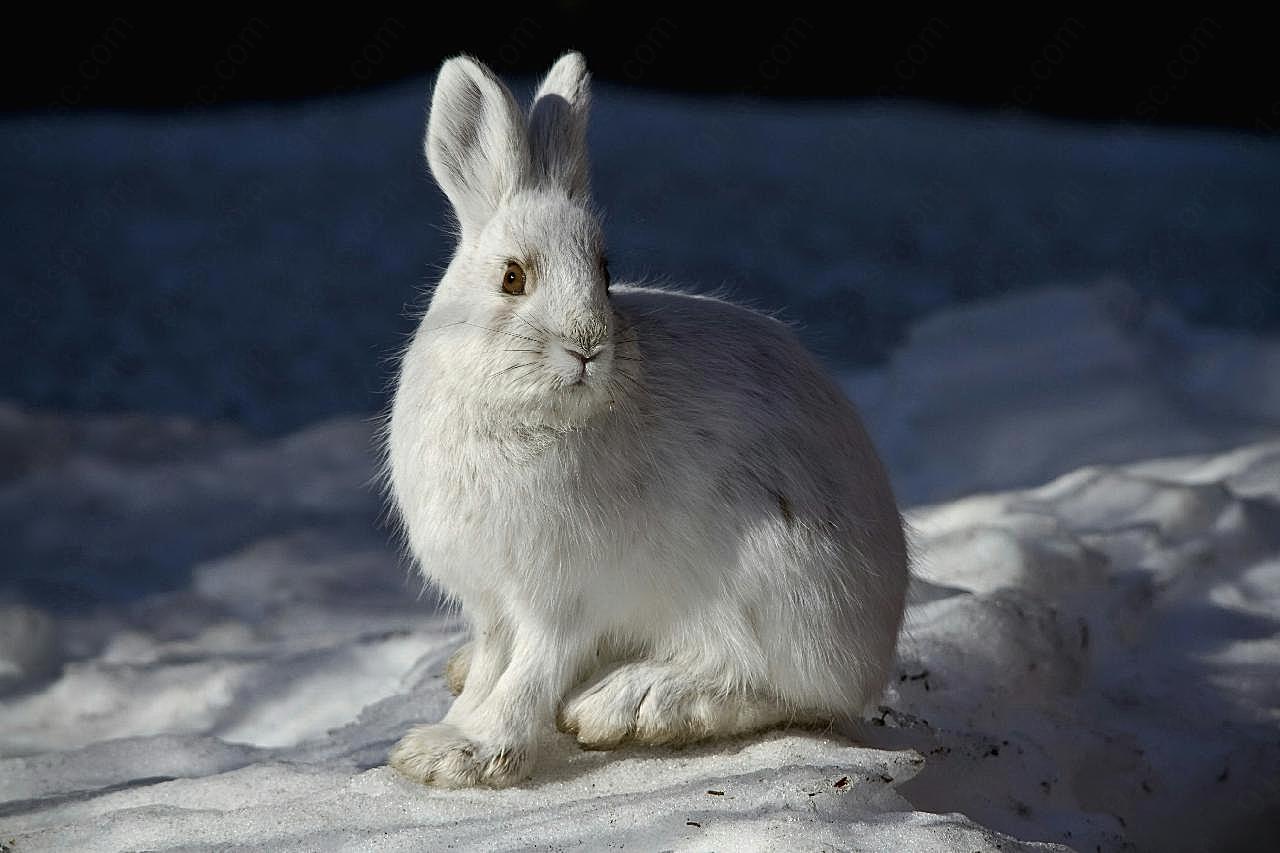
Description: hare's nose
566,344,601,364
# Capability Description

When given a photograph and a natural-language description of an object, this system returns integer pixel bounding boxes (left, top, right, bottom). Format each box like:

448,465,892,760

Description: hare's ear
528,51,591,198
425,55,529,238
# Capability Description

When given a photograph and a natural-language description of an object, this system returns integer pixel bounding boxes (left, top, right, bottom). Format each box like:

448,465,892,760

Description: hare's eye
501,261,527,295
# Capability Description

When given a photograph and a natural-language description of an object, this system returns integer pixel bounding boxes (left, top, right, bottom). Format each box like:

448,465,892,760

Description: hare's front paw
389,722,528,788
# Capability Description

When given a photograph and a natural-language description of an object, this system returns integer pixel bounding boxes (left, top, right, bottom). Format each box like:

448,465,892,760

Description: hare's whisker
514,314,553,339
421,319,468,333
613,369,643,392
509,364,542,382
491,362,536,378
460,322,540,343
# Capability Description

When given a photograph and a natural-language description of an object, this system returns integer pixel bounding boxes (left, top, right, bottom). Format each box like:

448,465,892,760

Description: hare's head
424,52,628,424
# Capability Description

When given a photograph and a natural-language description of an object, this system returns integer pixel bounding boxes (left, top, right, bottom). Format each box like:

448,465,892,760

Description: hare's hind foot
557,661,814,749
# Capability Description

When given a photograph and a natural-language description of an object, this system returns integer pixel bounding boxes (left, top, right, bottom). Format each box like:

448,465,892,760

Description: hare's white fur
386,52,908,787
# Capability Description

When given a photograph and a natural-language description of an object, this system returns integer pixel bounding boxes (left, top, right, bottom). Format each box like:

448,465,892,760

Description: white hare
386,52,908,787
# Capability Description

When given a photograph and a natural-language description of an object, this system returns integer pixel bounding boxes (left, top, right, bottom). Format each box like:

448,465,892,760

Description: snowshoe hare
386,52,908,787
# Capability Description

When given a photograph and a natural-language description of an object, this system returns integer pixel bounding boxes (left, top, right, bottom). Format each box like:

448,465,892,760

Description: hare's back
612,285,847,421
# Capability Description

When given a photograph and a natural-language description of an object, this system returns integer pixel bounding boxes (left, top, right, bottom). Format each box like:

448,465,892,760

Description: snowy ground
3,282,1279,851
3,75,1280,851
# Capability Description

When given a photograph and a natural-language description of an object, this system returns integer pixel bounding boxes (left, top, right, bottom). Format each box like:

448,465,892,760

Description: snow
3,281,1279,850
2,732,1060,853
3,78,1280,851
847,280,1280,503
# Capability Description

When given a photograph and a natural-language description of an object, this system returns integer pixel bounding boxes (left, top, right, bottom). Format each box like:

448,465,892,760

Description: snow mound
2,411,1278,848
847,280,1280,502
3,730,1068,853
890,441,1280,851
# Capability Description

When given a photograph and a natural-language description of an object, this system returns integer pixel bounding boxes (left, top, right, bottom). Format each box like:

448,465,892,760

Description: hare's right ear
425,56,529,239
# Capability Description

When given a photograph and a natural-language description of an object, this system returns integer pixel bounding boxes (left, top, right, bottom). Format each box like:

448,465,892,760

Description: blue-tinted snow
1,78,1277,432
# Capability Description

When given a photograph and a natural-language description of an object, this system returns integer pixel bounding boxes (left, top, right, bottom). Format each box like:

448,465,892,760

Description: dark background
5,8,1277,131
2,7,1277,434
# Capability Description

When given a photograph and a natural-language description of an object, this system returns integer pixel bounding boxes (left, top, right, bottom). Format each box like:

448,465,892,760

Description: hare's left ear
528,51,591,198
